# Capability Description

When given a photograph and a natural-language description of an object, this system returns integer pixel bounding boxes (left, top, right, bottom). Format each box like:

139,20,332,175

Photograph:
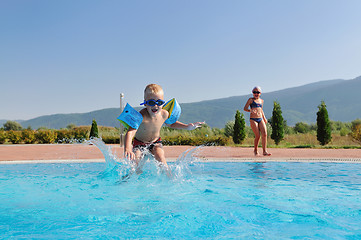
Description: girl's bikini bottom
250,118,263,123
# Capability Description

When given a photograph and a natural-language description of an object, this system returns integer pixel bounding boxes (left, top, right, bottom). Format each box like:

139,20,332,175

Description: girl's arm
262,111,267,124
124,128,137,160
261,100,268,123
243,98,252,112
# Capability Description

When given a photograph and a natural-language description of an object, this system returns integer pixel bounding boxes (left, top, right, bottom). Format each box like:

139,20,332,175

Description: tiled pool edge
1,158,361,164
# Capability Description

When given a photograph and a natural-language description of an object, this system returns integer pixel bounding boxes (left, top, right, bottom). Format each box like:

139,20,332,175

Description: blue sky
1,0,361,120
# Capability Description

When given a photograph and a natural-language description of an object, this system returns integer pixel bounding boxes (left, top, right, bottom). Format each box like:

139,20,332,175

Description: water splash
85,138,135,181
85,138,206,182
172,145,204,179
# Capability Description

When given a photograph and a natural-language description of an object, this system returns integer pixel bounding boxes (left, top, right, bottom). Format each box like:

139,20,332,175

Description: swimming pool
1,157,361,239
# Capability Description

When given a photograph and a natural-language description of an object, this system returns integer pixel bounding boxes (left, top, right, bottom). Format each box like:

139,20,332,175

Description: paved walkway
1,144,360,163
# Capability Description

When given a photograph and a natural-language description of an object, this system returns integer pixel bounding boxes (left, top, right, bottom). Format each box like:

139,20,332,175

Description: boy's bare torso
134,108,169,143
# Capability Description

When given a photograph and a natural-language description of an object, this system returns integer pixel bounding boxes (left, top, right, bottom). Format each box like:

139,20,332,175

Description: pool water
1,160,361,239
1,140,361,239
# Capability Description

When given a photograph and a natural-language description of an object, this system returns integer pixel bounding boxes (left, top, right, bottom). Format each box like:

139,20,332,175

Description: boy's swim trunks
133,137,163,152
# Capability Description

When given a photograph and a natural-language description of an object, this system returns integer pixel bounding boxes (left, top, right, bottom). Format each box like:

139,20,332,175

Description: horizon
2,1,361,120
1,76,358,122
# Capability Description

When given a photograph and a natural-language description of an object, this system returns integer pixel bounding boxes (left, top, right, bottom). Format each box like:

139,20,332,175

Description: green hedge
0,128,231,146
102,135,120,144
56,129,76,143
7,131,22,144
0,131,6,144
0,126,232,146
56,128,89,143
22,130,36,144
36,130,58,144
163,135,231,146
0,128,89,144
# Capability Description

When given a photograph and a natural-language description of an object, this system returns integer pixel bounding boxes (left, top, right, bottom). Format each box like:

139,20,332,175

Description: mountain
13,76,361,129
177,76,361,127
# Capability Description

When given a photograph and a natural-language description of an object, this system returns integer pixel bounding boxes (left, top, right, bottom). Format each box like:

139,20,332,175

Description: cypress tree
317,101,332,145
240,112,246,143
233,110,246,144
89,119,99,138
270,101,284,145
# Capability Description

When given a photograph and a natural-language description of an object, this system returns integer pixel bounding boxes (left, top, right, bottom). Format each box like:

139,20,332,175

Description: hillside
13,76,361,129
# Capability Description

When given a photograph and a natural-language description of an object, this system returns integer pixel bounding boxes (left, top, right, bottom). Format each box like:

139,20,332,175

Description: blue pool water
1,144,361,239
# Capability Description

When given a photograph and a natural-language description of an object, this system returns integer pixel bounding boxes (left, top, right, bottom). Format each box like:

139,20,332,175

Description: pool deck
0,144,361,164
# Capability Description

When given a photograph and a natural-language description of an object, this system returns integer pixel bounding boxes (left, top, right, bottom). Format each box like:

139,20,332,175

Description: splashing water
86,138,135,181
85,138,202,182
173,145,204,179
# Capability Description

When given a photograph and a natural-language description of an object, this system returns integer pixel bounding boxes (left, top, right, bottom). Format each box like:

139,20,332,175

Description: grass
242,133,361,149
105,127,361,149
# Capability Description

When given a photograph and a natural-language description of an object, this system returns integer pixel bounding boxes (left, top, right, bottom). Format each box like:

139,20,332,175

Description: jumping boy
124,84,204,174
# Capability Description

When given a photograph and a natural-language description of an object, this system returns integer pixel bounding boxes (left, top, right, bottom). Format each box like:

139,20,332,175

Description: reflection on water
250,162,267,176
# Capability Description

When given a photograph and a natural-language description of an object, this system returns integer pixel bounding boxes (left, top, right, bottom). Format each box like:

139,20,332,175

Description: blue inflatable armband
163,98,181,124
117,103,143,130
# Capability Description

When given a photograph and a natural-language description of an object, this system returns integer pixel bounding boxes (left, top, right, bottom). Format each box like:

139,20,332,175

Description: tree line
1,103,361,146
231,100,361,146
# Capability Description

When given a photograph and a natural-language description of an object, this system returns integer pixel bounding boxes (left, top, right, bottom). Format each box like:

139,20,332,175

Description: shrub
330,121,351,132
73,127,89,142
270,101,284,145
102,135,120,144
317,101,332,145
89,119,99,138
161,124,215,139
294,122,311,134
3,121,22,131
66,124,76,129
36,130,57,144
351,119,361,130
7,131,22,144
339,127,350,137
55,129,76,143
22,130,36,144
351,125,361,143
351,119,361,143
163,135,231,146
233,111,246,144
0,130,7,144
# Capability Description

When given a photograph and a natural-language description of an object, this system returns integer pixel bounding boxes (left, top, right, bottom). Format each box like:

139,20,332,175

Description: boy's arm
124,128,137,160
167,121,205,130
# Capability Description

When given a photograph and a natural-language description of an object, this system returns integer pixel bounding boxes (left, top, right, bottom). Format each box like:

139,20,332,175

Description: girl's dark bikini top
250,100,262,108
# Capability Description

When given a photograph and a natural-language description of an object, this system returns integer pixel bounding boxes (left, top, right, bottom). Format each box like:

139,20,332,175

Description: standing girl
243,86,271,156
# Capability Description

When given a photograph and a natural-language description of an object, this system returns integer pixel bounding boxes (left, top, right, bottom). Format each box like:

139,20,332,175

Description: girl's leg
259,121,271,156
250,120,261,156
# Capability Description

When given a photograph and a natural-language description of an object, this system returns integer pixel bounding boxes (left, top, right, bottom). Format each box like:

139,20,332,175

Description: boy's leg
151,144,168,167
134,148,145,174
122,148,143,180
151,144,171,177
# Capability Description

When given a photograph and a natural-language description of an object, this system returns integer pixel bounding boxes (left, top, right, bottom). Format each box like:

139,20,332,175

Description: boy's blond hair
144,84,164,98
